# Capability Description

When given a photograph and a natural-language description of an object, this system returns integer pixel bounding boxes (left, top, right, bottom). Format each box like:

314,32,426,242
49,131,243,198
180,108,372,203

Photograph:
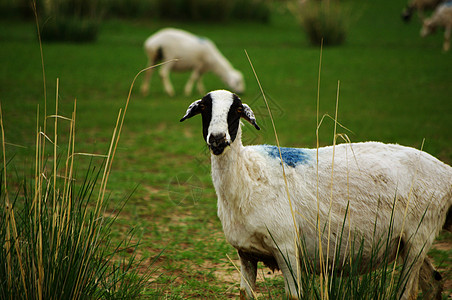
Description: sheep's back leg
238,251,257,299
159,62,175,96
400,261,422,300
418,257,443,299
184,69,202,96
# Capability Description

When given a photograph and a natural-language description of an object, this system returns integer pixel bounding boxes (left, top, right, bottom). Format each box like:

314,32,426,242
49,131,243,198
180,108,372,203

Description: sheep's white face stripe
207,90,234,143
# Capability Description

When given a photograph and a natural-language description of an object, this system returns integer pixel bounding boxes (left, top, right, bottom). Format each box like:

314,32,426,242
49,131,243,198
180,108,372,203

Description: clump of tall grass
289,0,348,46
38,0,100,42
0,78,155,298
40,17,98,43
156,0,270,22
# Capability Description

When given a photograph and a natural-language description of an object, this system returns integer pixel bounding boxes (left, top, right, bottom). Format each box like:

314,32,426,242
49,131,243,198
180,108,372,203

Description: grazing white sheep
140,28,245,97
402,0,445,22
180,90,452,299
421,1,452,51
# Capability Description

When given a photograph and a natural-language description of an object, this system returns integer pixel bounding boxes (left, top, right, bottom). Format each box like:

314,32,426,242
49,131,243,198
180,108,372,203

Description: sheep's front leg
140,60,154,96
184,69,201,96
159,63,175,96
238,251,257,299
398,250,424,300
443,25,451,52
274,250,299,299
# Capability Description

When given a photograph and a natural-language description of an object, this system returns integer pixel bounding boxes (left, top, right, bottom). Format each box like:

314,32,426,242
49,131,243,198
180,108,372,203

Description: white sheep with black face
180,90,452,299
140,28,245,97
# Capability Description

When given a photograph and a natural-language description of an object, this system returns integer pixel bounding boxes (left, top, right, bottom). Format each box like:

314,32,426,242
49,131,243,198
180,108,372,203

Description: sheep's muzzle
208,133,230,155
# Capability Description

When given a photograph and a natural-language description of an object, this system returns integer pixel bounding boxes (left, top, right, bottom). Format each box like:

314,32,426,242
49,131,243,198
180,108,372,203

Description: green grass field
1,0,451,298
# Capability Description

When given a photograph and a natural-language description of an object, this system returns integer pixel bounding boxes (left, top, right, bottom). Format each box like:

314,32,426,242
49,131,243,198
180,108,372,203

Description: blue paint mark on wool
259,145,311,167
197,36,208,43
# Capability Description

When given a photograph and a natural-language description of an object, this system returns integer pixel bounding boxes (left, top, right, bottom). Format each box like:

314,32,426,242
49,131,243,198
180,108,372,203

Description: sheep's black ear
241,103,260,130
180,99,202,122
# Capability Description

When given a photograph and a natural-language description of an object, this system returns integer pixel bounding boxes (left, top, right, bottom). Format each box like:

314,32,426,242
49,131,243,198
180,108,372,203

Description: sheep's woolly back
213,134,452,262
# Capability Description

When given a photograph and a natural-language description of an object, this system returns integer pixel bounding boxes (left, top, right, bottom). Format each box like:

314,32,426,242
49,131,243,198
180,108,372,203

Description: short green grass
1,0,451,298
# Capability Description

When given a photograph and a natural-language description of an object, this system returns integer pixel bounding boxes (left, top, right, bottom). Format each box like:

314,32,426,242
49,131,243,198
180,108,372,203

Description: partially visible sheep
140,28,245,97
402,0,444,22
180,90,452,299
421,1,452,51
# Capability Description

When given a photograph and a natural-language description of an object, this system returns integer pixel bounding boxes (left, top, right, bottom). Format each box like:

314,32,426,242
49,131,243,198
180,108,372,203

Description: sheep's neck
210,130,248,209
207,53,233,81
211,136,243,180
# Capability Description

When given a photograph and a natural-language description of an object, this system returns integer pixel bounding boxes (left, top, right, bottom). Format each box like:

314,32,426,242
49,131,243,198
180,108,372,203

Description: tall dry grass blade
2,142,27,149
315,39,327,300
32,1,48,206
49,78,59,264
244,50,298,235
65,101,76,231
33,106,40,299
109,60,178,172
47,114,73,122
97,61,177,216
57,100,76,248
324,80,340,298
245,50,302,296
32,0,46,132
33,105,46,300
96,109,121,215
335,134,354,273
38,131,54,145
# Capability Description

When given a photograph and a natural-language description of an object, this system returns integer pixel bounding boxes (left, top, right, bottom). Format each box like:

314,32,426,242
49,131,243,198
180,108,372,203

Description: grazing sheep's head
180,90,260,155
227,70,245,94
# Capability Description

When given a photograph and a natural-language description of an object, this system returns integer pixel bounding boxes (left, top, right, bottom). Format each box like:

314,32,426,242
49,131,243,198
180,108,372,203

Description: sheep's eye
236,106,243,114
200,104,205,110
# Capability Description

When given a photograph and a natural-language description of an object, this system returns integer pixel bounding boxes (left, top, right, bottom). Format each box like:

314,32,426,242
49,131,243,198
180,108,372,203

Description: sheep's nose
209,133,226,146
208,133,229,155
